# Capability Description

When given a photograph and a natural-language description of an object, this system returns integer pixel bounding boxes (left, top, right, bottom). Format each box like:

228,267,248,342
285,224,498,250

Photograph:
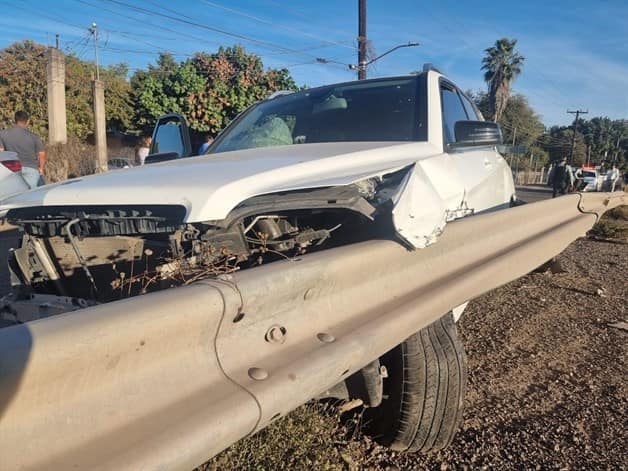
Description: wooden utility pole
567,109,588,164
357,0,367,80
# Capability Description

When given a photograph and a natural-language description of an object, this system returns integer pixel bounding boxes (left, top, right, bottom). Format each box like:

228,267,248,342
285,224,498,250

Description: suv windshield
211,76,424,153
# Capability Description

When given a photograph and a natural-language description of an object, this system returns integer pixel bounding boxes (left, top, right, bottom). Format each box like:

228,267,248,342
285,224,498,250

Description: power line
98,0,341,63
567,109,588,164
196,0,355,50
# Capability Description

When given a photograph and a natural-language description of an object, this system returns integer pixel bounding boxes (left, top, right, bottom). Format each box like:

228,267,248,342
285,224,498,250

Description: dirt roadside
206,211,628,470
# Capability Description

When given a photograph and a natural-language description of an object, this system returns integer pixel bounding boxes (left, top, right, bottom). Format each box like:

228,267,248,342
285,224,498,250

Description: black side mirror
144,152,180,165
453,121,503,147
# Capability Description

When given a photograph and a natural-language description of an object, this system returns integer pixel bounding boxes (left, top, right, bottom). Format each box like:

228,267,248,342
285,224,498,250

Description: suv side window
441,85,469,144
459,92,480,121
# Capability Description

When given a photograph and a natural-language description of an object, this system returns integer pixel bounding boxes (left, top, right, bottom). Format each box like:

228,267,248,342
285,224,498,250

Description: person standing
552,158,569,198
605,164,619,192
0,111,46,188
135,134,152,166
198,134,213,155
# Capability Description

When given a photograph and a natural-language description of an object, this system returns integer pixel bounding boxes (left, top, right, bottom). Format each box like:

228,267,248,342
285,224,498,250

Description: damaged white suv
0,68,515,320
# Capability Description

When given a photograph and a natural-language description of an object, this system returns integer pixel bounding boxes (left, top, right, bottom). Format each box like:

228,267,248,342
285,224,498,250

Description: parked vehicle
580,168,604,192
0,151,29,202
107,157,134,170
0,67,516,454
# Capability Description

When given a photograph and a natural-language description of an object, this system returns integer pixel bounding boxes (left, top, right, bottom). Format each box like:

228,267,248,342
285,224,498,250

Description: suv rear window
211,77,425,153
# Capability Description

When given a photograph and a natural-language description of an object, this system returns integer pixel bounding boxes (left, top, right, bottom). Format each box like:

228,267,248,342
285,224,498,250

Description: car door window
152,120,185,156
459,92,480,121
441,86,469,144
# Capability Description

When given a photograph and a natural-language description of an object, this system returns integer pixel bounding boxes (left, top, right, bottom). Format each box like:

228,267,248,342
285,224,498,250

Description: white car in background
0,151,29,203
580,168,604,192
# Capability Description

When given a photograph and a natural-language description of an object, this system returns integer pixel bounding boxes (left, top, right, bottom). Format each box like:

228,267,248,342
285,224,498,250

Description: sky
0,0,626,126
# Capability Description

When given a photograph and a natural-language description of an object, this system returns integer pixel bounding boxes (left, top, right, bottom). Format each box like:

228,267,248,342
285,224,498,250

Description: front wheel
364,312,467,452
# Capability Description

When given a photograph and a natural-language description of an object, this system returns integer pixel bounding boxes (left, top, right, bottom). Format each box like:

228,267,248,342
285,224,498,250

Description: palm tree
482,38,524,122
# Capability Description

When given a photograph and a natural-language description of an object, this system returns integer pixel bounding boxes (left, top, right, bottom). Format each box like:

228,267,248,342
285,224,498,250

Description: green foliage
0,40,133,139
131,46,297,135
579,117,627,167
540,118,627,168
131,53,207,130
481,38,525,122
470,90,547,169
0,41,48,136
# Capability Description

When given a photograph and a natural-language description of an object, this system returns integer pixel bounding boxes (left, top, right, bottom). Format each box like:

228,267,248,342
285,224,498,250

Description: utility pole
46,46,67,146
90,22,107,172
567,109,588,164
357,0,367,80
89,22,100,80
508,126,517,166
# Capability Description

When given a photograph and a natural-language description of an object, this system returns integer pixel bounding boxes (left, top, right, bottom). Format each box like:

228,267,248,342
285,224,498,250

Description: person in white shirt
135,134,152,166
605,165,619,192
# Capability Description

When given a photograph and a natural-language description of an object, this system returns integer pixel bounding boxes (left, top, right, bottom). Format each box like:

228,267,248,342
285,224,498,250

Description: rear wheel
365,313,467,452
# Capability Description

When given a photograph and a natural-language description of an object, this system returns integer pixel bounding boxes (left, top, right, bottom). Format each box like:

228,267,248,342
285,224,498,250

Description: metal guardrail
0,192,625,471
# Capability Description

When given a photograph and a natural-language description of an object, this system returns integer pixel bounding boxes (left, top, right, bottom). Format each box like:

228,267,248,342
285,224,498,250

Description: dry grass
198,402,362,471
44,137,135,182
589,205,628,240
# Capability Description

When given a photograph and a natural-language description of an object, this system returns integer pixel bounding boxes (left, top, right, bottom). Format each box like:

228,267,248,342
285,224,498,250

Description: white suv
1,69,515,306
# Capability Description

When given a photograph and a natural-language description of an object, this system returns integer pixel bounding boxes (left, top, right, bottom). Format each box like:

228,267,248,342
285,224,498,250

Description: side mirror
145,152,180,165
453,121,502,147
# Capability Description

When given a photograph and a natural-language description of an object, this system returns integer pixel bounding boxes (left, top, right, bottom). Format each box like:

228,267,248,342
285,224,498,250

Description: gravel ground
347,236,628,470
208,228,627,470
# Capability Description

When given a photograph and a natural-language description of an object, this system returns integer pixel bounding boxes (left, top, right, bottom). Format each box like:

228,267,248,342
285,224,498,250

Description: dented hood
0,141,440,222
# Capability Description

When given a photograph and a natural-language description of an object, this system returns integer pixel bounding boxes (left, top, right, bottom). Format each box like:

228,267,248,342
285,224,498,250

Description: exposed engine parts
4,179,412,313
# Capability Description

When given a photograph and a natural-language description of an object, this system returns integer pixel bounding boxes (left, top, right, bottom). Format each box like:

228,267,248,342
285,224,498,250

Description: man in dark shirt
0,110,46,188
552,158,569,198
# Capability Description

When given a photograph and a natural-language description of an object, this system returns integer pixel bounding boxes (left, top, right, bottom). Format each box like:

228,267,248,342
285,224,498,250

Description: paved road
516,185,553,203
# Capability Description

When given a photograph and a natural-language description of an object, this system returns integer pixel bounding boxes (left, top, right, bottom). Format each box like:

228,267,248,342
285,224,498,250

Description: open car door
146,114,193,164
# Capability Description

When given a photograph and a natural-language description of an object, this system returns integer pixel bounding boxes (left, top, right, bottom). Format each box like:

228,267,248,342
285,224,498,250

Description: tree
469,91,547,169
481,38,524,122
0,40,134,139
131,46,298,135
0,41,48,136
189,46,297,134
540,127,586,166
131,53,207,130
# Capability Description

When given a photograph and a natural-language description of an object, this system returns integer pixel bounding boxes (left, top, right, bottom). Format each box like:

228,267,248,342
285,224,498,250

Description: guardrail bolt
248,367,269,381
317,332,335,343
265,325,287,344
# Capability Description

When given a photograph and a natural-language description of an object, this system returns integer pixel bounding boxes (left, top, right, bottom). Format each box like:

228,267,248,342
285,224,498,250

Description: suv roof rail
266,90,294,100
422,63,443,74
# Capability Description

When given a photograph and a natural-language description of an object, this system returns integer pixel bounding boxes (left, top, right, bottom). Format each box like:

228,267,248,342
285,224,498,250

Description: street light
348,41,420,73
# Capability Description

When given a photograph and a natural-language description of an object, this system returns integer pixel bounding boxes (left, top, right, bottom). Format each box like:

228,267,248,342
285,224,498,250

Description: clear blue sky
0,0,626,126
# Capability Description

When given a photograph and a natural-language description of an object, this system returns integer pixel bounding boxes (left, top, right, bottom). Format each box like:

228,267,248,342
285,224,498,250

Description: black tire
365,313,467,452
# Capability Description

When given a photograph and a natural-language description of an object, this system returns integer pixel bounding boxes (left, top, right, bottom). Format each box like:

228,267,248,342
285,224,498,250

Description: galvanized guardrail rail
0,192,625,470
